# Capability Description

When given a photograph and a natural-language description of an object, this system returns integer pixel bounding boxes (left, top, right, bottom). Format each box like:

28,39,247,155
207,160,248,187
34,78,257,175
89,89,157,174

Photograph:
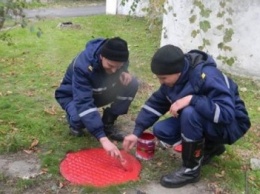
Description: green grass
1,14,260,193
18,0,105,9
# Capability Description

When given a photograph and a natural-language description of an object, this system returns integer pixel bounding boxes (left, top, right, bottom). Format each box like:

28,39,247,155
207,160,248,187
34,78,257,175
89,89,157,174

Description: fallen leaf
157,162,162,167
59,182,64,188
44,105,57,115
23,149,33,154
51,84,59,88
6,91,13,95
29,139,39,149
43,150,53,155
209,182,224,194
25,91,35,97
11,127,19,131
41,168,48,173
240,87,247,92
215,170,225,178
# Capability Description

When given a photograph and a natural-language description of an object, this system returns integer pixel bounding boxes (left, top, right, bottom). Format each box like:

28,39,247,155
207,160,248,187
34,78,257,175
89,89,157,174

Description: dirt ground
0,118,216,194
0,151,72,194
0,146,213,194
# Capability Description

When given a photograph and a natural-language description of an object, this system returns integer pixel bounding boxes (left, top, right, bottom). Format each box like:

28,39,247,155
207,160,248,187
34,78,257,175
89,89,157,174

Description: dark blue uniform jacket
134,50,251,144
55,38,129,139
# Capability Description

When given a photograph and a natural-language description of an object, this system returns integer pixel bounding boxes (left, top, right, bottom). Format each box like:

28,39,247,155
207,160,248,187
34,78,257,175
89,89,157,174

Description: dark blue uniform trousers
153,106,232,145
61,78,139,130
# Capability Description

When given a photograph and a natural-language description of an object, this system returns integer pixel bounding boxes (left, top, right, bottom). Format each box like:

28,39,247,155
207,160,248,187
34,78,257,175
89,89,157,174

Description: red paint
60,148,141,187
136,132,155,160
173,144,182,152
120,158,132,171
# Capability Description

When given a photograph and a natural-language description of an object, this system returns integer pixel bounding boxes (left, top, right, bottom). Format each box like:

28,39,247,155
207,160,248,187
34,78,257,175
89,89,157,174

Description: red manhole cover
60,148,141,187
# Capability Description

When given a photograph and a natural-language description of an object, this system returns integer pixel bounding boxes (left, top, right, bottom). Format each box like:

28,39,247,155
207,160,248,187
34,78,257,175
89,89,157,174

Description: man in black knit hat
123,44,250,188
55,37,138,159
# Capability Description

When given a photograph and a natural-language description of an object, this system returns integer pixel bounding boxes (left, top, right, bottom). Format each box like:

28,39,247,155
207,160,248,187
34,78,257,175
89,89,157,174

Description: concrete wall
106,0,260,79
106,0,118,14
106,0,148,16
161,0,260,78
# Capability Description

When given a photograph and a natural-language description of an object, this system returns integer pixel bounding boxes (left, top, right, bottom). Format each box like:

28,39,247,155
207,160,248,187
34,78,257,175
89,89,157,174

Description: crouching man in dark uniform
55,37,138,158
123,44,250,188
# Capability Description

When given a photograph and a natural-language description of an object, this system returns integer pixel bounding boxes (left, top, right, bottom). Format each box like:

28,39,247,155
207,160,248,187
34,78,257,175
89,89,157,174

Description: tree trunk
0,7,5,30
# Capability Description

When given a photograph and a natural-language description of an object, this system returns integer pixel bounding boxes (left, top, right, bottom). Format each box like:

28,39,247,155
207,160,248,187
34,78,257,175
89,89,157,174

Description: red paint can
135,132,155,160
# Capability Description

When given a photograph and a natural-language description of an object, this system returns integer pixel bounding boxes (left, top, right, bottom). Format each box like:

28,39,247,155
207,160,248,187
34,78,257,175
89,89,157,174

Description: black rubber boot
102,108,126,142
202,143,225,165
160,138,204,188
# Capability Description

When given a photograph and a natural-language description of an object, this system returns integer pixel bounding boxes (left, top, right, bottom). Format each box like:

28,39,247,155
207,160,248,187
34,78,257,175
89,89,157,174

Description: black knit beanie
100,37,129,62
151,44,185,75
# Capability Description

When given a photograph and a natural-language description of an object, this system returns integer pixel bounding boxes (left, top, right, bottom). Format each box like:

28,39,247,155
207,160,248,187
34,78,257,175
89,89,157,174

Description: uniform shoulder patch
88,65,93,72
201,72,206,79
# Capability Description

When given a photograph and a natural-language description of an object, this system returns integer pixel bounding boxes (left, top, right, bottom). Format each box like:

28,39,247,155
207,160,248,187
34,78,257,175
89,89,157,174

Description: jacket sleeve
72,62,106,140
133,87,171,137
190,69,235,124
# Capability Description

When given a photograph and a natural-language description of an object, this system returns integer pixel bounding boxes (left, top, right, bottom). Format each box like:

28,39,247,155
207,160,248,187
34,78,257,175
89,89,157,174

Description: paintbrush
119,158,132,171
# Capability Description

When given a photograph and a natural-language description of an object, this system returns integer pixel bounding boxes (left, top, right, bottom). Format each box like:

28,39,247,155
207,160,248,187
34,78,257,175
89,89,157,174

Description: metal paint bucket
135,132,155,160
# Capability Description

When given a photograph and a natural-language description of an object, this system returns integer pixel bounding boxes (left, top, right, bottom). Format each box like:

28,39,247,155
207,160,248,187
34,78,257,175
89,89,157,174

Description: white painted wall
161,0,260,78
106,0,118,15
116,0,148,17
107,0,260,79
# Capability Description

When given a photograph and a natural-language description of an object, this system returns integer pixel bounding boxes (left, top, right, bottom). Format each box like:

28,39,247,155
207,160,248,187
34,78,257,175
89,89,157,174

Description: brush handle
120,158,132,171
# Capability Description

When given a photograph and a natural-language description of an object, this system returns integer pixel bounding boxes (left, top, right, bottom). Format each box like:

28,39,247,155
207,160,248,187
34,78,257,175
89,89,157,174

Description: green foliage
0,0,41,44
199,20,211,32
223,28,234,43
200,8,211,18
216,24,224,30
189,15,197,23
217,55,235,66
0,32,13,45
188,0,236,66
193,0,204,9
217,11,225,18
0,0,28,30
122,0,237,66
29,25,43,38
198,38,210,50
121,0,165,31
191,29,199,38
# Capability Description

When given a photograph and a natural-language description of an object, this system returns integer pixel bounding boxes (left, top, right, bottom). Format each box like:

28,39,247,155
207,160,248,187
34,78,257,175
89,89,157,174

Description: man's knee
181,106,194,117
181,106,199,124
153,121,163,137
181,106,204,140
153,121,181,145
128,77,139,94
65,102,84,129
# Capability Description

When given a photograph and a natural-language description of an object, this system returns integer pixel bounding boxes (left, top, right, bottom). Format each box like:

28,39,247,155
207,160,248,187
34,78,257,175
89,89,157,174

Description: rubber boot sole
160,175,200,188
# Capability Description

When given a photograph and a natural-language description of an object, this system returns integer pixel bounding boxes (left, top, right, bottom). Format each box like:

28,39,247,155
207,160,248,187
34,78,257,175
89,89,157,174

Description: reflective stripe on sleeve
79,107,98,117
92,87,107,92
213,103,220,123
142,105,162,117
116,96,133,101
222,73,230,89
